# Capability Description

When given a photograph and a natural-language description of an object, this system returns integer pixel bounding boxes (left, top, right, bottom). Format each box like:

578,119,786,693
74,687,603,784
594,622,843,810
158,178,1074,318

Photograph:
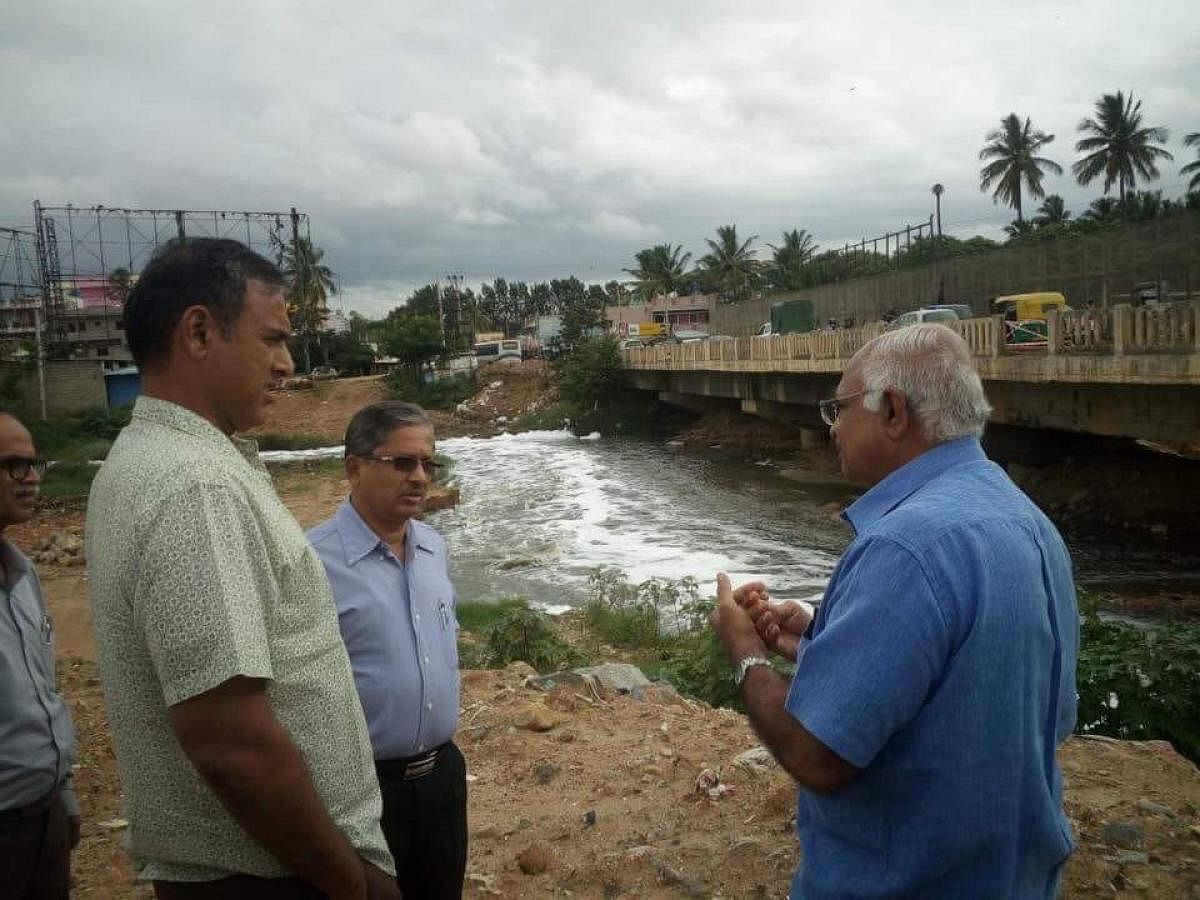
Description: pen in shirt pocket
438,600,450,626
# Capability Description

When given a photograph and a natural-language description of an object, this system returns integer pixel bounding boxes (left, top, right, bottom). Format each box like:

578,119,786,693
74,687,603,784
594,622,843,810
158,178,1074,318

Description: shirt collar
843,436,986,535
335,498,434,566
0,536,31,589
131,396,264,469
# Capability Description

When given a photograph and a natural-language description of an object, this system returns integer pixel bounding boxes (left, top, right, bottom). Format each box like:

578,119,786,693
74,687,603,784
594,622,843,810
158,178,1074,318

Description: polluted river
398,429,1199,618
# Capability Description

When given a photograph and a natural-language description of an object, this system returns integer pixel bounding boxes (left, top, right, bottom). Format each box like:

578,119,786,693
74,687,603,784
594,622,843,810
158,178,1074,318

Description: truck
769,299,816,336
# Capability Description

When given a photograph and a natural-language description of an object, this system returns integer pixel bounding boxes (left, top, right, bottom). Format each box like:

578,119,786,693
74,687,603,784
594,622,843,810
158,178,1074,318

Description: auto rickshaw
992,292,1070,347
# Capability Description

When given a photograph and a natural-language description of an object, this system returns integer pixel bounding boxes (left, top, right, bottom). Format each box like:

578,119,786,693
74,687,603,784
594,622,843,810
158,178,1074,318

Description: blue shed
104,367,141,408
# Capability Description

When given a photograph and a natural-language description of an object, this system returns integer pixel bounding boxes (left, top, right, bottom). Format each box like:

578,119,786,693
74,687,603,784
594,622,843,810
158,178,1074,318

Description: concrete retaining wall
712,213,1200,336
0,361,108,416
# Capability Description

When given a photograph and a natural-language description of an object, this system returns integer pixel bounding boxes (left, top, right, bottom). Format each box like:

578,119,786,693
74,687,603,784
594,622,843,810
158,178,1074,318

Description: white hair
856,323,991,442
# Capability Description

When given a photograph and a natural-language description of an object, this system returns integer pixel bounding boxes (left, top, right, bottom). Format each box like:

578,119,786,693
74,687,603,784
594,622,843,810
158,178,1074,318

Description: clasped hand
711,574,813,664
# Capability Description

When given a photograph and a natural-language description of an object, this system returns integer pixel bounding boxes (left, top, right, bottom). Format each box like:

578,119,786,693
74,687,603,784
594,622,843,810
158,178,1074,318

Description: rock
582,810,596,828
1115,850,1149,866
1190,824,1200,841
99,818,129,830
532,762,560,785
517,843,550,875
734,746,777,776
1103,822,1144,850
505,661,540,681
472,824,501,840
66,554,85,567
655,861,708,898
514,706,560,732
572,663,651,694
1136,798,1174,818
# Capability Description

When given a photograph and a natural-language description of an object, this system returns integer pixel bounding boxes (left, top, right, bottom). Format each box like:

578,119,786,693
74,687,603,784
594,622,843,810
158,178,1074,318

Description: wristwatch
733,655,772,687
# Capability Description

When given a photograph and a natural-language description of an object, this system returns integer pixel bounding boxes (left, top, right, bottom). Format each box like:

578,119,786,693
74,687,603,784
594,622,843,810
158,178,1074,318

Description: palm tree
1032,195,1071,227
979,114,1063,222
1073,91,1173,205
623,243,691,301
767,229,819,290
281,237,337,372
699,225,759,301
1084,196,1118,222
1181,132,1200,193
1004,219,1035,241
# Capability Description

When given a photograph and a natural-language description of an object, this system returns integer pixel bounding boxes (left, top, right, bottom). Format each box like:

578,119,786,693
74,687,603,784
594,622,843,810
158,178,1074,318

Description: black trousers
153,875,323,899
375,742,468,900
0,791,70,900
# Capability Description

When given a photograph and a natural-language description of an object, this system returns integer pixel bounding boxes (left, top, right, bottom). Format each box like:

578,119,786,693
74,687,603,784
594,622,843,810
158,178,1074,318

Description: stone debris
734,746,777,776
695,767,734,800
31,529,86,567
517,843,550,875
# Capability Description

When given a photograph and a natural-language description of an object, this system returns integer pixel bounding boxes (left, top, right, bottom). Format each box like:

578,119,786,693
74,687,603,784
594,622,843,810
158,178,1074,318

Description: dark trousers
375,742,468,900
0,791,71,900
153,876,323,899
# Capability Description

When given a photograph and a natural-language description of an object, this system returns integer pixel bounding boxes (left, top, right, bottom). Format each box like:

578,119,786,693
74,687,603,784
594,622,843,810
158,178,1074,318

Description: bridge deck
621,302,1200,386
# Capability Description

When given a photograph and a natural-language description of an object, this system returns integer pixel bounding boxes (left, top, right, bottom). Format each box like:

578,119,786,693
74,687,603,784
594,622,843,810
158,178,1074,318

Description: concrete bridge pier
740,399,828,448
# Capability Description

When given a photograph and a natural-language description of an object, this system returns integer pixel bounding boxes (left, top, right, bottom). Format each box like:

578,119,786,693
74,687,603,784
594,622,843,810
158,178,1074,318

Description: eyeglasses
818,390,869,427
355,454,444,476
1,457,47,481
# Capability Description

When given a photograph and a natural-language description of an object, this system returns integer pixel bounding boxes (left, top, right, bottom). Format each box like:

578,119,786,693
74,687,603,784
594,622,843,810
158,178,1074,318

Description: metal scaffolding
31,203,310,358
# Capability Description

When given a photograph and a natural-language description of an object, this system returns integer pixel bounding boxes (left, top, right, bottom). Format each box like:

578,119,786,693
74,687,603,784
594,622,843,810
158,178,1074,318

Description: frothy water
426,430,855,610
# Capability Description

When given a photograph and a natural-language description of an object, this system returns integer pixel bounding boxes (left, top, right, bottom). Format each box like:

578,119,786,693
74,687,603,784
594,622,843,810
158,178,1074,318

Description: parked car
474,338,523,364
888,307,960,328
921,304,975,320
310,366,339,380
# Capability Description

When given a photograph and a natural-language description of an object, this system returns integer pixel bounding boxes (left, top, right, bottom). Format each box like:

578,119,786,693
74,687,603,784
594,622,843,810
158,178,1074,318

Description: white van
473,339,523,365
889,308,960,329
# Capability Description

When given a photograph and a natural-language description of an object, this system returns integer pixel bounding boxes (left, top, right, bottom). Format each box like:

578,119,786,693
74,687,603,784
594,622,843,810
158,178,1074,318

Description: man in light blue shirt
309,401,464,900
713,324,1078,898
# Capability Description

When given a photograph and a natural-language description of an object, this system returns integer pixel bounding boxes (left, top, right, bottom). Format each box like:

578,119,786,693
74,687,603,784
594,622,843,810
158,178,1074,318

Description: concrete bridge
621,302,1200,446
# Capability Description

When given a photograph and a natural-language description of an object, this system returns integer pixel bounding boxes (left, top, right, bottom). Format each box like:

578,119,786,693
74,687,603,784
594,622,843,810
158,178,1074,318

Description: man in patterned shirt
86,238,399,900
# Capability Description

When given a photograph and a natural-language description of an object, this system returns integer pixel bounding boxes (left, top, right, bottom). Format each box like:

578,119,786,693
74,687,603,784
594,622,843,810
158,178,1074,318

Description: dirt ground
12,365,1200,897
249,362,557,446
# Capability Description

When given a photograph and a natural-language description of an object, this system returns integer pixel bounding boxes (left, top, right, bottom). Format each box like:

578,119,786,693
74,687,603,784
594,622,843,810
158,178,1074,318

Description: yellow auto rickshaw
992,292,1070,346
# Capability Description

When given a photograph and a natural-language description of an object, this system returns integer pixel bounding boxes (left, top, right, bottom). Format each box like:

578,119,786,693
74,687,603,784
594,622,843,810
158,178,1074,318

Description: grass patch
30,405,133,462
455,597,531,632
41,463,98,500
253,433,331,451
266,457,346,479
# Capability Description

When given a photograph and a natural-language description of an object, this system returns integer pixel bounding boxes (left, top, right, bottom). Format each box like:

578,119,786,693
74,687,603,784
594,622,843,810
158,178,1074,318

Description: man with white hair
712,323,1078,898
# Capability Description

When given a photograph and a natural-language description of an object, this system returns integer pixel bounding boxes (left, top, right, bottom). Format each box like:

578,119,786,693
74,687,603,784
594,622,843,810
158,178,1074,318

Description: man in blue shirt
309,401,465,900
0,411,79,900
712,323,1078,898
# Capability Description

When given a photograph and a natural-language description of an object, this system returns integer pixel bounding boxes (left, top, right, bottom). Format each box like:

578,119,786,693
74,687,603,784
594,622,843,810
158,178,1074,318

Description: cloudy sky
2,1,1197,317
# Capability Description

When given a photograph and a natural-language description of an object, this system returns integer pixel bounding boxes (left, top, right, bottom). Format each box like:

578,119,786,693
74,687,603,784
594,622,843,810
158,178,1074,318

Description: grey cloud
2,0,1197,317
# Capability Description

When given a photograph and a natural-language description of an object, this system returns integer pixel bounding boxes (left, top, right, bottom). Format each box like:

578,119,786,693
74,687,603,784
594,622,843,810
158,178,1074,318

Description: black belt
0,787,60,829
376,743,448,781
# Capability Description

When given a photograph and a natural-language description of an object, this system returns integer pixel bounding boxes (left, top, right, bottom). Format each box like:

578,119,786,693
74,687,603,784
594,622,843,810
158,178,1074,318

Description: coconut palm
699,225,759,301
767,229,819,290
1181,132,1200,193
1083,197,1121,221
979,114,1063,222
623,243,691,301
1073,91,1173,204
1032,195,1071,227
281,236,337,372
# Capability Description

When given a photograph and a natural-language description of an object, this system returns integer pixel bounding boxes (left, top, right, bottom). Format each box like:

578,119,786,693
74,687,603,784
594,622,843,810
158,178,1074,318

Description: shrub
483,606,585,673
387,370,476,411
1076,597,1200,763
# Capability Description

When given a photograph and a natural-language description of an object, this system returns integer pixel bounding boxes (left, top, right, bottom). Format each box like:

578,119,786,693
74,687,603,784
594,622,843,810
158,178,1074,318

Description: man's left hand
710,572,768,664
69,815,81,849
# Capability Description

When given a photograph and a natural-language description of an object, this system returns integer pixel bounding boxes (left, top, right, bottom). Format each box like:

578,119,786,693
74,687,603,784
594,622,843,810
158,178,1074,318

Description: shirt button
424,655,430,664
426,702,433,711
415,614,420,621
418,744,425,752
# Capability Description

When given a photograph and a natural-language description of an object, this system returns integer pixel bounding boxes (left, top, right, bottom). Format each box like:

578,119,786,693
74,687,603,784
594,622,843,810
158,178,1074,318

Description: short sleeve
786,537,950,768
132,483,275,706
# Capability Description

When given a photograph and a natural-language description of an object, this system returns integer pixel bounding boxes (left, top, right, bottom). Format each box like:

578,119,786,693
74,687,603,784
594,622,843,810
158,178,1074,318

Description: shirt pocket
436,596,460,669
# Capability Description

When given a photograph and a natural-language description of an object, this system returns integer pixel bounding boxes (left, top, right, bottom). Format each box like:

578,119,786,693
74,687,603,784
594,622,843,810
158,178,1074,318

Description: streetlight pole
931,184,945,301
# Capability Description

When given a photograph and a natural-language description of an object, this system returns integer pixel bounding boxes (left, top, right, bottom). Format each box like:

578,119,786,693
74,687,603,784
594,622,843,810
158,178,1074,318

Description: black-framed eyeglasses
1,457,47,481
355,454,444,476
818,390,868,427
